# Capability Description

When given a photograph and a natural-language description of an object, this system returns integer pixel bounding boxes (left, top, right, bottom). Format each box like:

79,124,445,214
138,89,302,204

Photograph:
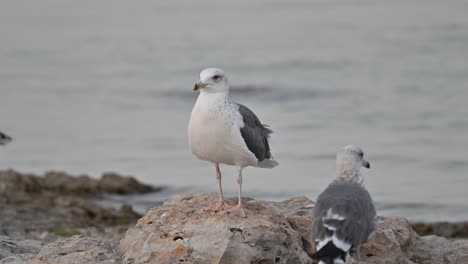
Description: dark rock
412,221,468,238
0,169,162,205
42,171,98,195
97,172,157,194
0,170,151,241
0,170,43,204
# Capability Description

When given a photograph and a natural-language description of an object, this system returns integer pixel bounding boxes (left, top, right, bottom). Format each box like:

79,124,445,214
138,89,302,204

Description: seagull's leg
216,164,226,202
228,167,246,218
206,163,230,212
355,247,361,262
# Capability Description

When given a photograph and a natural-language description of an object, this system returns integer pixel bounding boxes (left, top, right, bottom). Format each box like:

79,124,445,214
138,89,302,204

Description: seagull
188,68,278,218
312,145,376,264
0,131,12,145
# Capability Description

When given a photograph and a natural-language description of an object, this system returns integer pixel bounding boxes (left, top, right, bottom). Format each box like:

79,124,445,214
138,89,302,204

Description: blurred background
1,0,467,222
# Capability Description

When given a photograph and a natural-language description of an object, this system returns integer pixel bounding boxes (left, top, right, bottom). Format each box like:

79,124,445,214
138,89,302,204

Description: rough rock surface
0,236,44,264
29,236,120,264
0,200,140,241
412,221,468,238
0,170,158,241
119,193,468,264
360,217,468,264
2,193,468,264
120,193,314,264
0,170,158,204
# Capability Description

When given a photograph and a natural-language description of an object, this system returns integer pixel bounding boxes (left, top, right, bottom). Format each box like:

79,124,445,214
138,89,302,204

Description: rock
120,193,314,264
0,235,44,263
2,193,468,264
43,171,98,196
29,235,120,264
409,235,468,264
119,193,468,264
0,197,142,241
0,170,43,204
97,173,157,194
358,217,413,263
412,221,468,238
351,217,468,264
0,169,156,241
0,169,162,204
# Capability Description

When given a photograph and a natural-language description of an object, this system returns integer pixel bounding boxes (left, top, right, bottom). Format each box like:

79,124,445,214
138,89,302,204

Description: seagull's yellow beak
192,82,205,91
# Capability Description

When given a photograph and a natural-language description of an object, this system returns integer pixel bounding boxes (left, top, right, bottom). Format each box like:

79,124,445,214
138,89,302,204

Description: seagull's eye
212,75,221,81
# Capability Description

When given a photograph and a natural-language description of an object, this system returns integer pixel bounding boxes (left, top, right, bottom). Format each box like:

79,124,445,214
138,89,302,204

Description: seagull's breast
188,94,257,166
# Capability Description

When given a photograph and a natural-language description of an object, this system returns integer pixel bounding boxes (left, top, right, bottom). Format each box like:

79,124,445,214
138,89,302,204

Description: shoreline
0,169,154,243
3,193,467,263
0,169,466,242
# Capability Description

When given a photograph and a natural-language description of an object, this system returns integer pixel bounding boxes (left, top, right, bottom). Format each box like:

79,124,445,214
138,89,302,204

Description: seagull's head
192,68,229,94
336,145,370,181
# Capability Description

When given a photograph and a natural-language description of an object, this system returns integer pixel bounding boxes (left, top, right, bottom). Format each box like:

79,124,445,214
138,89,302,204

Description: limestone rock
358,217,413,263
0,236,44,264
409,235,468,264
29,236,120,264
2,193,468,264
120,193,314,264
119,193,468,264
359,216,468,264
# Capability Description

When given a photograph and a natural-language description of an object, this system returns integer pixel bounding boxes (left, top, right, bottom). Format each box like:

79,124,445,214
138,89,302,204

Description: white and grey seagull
0,131,12,145
312,145,376,264
188,67,278,218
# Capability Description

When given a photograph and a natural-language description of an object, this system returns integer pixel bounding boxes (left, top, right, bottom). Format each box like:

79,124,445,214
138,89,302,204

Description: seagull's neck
337,167,364,185
198,91,232,104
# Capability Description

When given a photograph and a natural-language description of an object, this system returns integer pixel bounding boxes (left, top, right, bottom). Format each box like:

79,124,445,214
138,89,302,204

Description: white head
336,145,370,183
192,68,230,94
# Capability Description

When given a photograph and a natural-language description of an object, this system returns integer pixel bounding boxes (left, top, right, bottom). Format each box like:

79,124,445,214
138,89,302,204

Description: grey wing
0,131,12,145
236,103,272,161
312,181,376,247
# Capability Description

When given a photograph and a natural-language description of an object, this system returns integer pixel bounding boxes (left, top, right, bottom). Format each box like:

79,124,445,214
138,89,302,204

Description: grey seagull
312,145,376,264
0,131,12,145
188,68,278,218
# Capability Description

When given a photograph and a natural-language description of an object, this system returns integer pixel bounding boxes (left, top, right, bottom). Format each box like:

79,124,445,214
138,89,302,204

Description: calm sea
1,0,467,222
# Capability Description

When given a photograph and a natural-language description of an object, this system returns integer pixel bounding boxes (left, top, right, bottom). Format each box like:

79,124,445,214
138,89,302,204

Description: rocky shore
2,194,467,264
1,170,467,263
0,169,160,242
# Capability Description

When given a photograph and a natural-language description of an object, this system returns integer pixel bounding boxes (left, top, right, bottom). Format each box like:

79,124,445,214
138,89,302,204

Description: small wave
160,85,349,104
377,202,468,222
376,202,452,210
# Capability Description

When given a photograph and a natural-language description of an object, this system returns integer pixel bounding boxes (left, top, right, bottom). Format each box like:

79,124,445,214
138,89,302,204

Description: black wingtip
313,241,347,264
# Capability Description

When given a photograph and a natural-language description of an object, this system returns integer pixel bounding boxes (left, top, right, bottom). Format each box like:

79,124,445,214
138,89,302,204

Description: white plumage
188,68,278,218
189,93,257,167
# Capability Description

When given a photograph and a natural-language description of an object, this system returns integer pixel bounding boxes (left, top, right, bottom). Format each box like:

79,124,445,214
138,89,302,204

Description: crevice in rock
173,236,183,241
